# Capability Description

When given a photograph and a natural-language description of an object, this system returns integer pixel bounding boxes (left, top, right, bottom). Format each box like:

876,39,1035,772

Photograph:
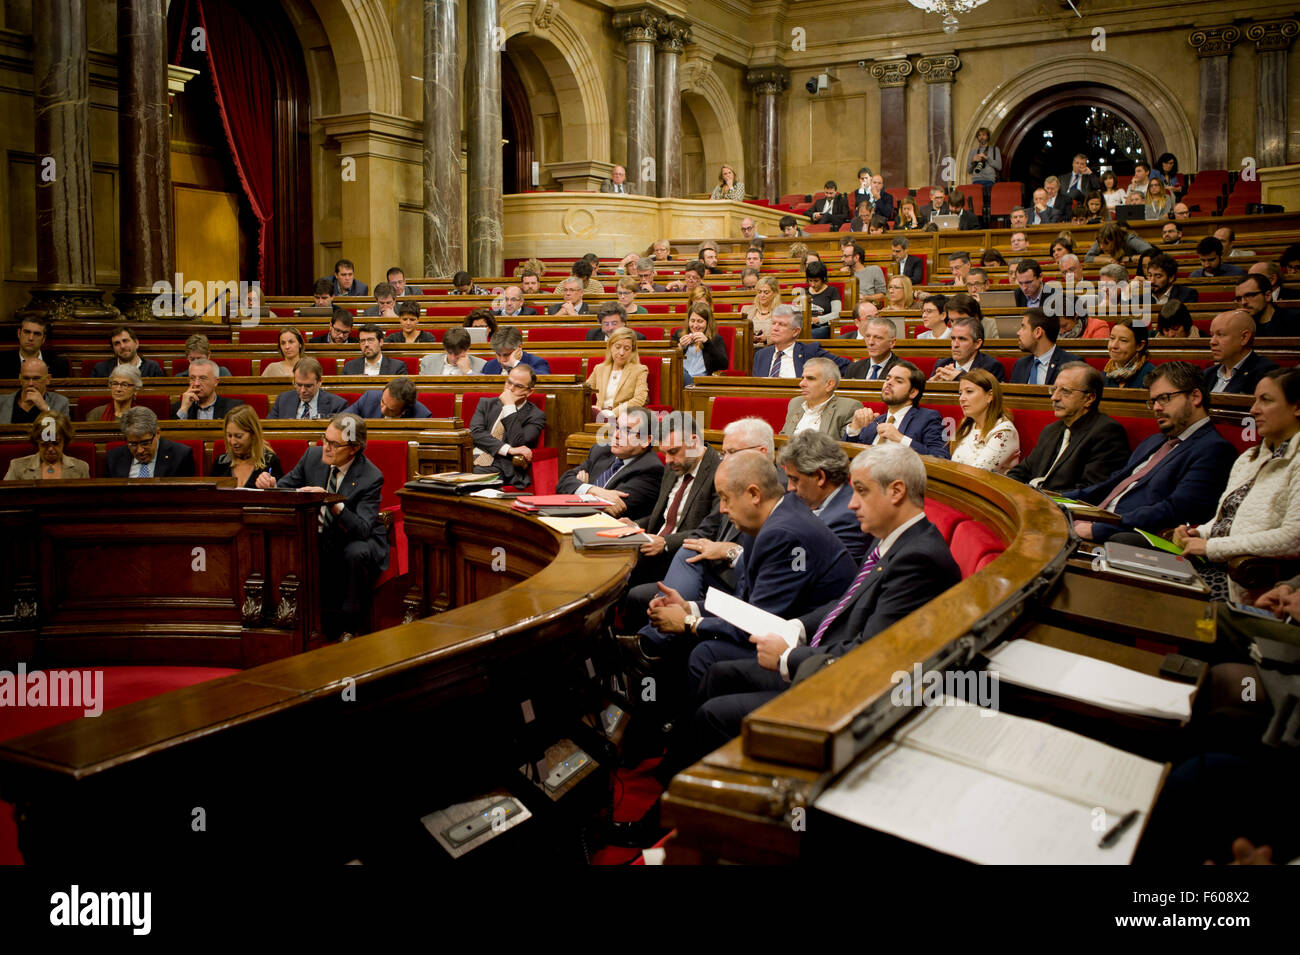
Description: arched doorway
502,53,534,194
1004,97,1151,194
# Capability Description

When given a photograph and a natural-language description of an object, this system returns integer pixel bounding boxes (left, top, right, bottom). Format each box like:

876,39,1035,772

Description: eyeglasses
505,381,531,392
1145,390,1191,409
321,438,355,450
108,381,135,389
125,438,156,449
1050,385,1085,397
722,444,765,456
1234,292,1264,302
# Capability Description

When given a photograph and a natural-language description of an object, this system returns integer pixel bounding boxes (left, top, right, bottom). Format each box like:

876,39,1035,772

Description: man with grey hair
781,356,860,437
691,443,961,748
172,358,244,419
547,275,589,315
843,316,901,381
0,358,70,423
105,406,195,477
777,430,870,561
752,306,850,377
634,257,667,293
839,299,883,340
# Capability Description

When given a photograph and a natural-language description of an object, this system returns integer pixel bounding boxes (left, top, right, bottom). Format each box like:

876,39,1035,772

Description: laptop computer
465,326,489,344
993,315,1024,338
1102,541,1198,584
1115,205,1147,225
296,306,334,317
979,289,1018,309
933,214,962,230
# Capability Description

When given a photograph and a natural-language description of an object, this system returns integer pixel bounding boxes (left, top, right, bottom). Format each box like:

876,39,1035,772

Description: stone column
1188,26,1241,171
423,0,463,278
746,67,789,203
869,58,913,189
655,19,691,198
916,54,960,192
614,8,661,196
467,0,503,276
1245,19,1300,168
19,0,117,323
115,0,173,322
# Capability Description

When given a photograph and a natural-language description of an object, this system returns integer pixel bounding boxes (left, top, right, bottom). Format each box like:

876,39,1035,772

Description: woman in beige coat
585,327,649,422
4,411,91,480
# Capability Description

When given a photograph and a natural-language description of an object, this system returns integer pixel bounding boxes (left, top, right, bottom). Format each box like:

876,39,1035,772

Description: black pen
1098,809,1139,849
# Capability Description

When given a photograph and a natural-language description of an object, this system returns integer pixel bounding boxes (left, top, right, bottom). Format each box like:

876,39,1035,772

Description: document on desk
984,640,1194,720
702,589,801,644
815,701,1165,864
536,513,626,534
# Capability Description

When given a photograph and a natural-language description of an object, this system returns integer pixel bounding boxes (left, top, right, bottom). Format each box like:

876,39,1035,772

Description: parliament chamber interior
1,0,1299,899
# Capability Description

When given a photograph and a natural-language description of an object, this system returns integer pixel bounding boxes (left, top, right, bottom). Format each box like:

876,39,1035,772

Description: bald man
601,165,635,195
0,358,70,423
1204,309,1278,395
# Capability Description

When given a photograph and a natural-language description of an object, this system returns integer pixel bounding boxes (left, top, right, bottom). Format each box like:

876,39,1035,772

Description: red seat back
528,327,588,342
901,354,938,377
237,328,281,345
923,499,967,543
544,356,584,376
225,393,269,417
1116,414,1161,452
364,440,413,510
950,520,1006,578
417,392,455,417
630,326,666,340
1011,408,1058,455
64,441,97,476
709,396,788,433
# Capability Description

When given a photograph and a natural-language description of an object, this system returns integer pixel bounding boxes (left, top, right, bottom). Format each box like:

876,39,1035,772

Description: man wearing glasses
1061,361,1236,544
260,412,387,641
556,406,663,520
1236,274,1300,338
469,365,547,487
1008,362,1130,492
106,407,196,477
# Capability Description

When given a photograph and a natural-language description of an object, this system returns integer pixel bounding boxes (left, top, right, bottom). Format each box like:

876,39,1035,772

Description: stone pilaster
746,67,789,203
916,53,960,193
467,0,504,276
614,8,662,196
424,0,463,278
869,58,913,189
1245,19,1299,168
655,18,691,199
1188,26,1241,171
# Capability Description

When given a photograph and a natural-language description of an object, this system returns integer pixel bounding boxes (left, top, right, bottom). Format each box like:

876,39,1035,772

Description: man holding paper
692,444,960,749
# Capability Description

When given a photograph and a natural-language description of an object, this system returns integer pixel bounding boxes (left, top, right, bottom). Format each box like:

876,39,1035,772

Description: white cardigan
1197,437,1300,564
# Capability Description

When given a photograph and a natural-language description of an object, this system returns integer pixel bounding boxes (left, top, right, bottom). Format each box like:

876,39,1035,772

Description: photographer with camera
968,127,1001,224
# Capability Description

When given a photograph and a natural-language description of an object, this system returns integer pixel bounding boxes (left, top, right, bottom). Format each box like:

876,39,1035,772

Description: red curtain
171,0,275,291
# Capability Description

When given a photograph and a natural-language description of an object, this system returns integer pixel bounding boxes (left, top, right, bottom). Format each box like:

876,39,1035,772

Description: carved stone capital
1188,25,1241,57
1245,18,1300,52
241,573,265,627
15,286,121,325
869,57,913,89
916,53,960,84
274,575,300,628
746,66,790,96
533,0,559,32
613,7,663,44
657,17,691,55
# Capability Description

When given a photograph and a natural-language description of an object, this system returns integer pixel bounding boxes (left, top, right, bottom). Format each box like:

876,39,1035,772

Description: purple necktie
811,544,882,648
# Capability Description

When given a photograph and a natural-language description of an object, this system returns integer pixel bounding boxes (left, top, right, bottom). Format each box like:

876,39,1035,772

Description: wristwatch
683,612,700,634
725,545,741,564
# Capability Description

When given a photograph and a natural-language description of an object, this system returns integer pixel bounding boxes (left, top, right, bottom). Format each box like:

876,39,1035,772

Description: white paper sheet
703,588,802,645
537,513,626,534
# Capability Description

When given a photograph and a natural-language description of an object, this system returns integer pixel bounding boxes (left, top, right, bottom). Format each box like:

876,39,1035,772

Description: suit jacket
556,444,664,522
917,202,950,222
4,453,90,481
1162,284,1199,305
309,331,358,344
810,193,849,225
1060,171,1102,200
1028,205,1062,225
1069,420,1238,543
1258,308,1300,337
671,329,729,376
1007,408,1131,492
418,353,486,376
789,517,960,674
867,191,895,223
637,447,722,553
481,352,552,375
781,394,861,437
1046,192,1071,215
320,276,369,297
843,352,901,381
548,302,590,316
346,389,432,418
92,357,164,378
600,179,636,194
277,448,388,571
170,395,245,420
586,362,649,412
896,255,923,285
268,388,349,420
4,352,69,379
0,390,70,423
696,496,857,644
340,355,408,376
932,351,1006,382
105,438,196,478
1010,346,1083,386
812,483,871,563
954,209,981,231
494,305,539,317
470,396,547,487
1203,351,1280,396
847,405,951,459
584,326,645,341
752,341,850,377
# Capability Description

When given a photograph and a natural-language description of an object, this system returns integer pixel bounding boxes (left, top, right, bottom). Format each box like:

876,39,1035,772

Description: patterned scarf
1104,353,1147,384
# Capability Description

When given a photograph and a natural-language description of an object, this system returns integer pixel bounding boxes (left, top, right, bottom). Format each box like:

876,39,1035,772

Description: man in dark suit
340,324,407,376
931,317,1006,382
556,407,664,522
1204,309,1279,396
916,187,950,224
92,326,165,378
691,444,961,750
948,191,981,231
863,174,894,224
1042,177,1071,217
751,307,850,377
1011,309,1082,386
1237,274,1300,337
547,276,590,316
268,358,349,420
470,365,548,487
890,237,923,285
778,431,871,562
1060,155,1102,204
8,317,69,379
1008,362,1131,492
481,327,552,375
493,285,539,317
584,301,646,342
808,180,850,231
317,258,369,297
346,376,432,419
1027,188,1062,226
106,407,196,478
1065,362,1238,544
263,412,387,639
309,308,357,344
843,316,902,381
600,165,636,194
171,359,245,420
1013,258,1051,310
1148,253,1199,306
846,360,951,458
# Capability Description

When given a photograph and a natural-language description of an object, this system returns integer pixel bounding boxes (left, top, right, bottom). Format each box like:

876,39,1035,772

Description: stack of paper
537,512,626,535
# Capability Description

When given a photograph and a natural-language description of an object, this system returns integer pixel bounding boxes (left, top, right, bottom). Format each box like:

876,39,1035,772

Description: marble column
467,0,503,276
1246,19,1300,168
19,0,117,323
916,54,960,192
1187,26,1241,171
614,8,661,196
747,67,789,203
115,0,173,322
423,0,463,278
655,19,691,199
869,58,913,189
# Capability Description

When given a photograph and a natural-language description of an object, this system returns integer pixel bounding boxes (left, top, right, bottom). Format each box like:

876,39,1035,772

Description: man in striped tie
691,443,961,750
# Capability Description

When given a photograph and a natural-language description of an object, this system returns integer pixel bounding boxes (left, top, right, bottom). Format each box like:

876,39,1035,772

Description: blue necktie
869,364,882,380
594,457,624,488
139,461,151,478
1031,359,1043,385
769,351,784,377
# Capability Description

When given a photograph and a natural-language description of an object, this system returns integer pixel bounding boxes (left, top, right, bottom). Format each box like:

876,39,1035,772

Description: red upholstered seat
365,440,412,581
903,354,938,377
236,328,281,345
528,327,588,342
1116,414,1161,452
1011,408,1058,455
544,356,583,376
64,441,97,476
75,393,171,421
1198,289,1236,303
460,391,556,493
709,396,788,433
923,499,968,543
950,520,1006,578
226,393,269,416
630,326,666,340
417,392,455,417
995,356,1016,379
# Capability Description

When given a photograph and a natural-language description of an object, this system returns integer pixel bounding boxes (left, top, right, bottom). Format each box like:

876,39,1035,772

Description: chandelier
908,0,989,35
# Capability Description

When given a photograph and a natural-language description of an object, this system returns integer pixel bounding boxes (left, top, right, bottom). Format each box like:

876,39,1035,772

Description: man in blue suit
1010,308,1082,386
777,430,872,562
692,443,961,749
268,358,349,420
931,317,1006,382
751,306,850,377
480,326,552,375
845,361,951,458
345,376,432,419
1065,361,1237,544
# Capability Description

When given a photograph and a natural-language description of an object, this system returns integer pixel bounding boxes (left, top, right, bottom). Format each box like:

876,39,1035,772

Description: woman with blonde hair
260,327,306,377
585,327,649,421
86,365,143,422
881,274,915,311
742,275,781,346
211,405,281,488
710,164,744,201
950,369,1020,473
1145,180,1174,219
686,284,714,310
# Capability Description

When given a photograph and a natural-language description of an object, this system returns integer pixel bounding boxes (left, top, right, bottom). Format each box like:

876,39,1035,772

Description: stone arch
500,0,610,163
955,55,1197,184
277,0,402,115
681,58,745,191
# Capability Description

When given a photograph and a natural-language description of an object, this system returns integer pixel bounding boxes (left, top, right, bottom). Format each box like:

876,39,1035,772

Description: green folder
1135,529,1185,556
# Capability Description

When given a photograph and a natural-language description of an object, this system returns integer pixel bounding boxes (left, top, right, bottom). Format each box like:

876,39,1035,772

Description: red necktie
659,473,693,537
1100,437,1180,510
